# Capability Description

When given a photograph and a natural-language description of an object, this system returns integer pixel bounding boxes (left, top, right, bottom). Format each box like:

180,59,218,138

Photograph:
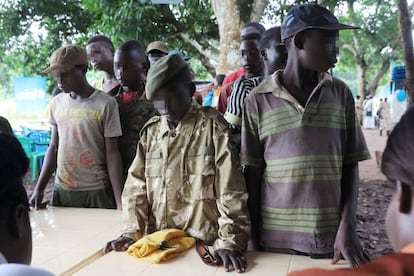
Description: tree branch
249,0,270,22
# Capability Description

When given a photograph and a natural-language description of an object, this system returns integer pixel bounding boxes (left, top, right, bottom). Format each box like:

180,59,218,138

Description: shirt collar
157,99,200,140
256,70,333,105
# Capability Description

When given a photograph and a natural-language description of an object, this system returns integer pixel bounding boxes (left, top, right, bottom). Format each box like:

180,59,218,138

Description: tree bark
396,0,414,104
250,0,270,21
211,0,243,74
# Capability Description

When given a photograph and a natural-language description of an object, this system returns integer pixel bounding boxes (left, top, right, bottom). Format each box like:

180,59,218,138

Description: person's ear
293,33,305,50
8,204,28,239
399,182,413,214
260,49,267,61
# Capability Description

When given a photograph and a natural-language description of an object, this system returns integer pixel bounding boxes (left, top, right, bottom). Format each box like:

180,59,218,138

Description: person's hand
214,249,247,273
29,190,49,210
332,220,370,267
104,236,135,254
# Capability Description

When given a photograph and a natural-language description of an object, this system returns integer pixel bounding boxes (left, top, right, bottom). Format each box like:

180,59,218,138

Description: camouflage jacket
121,100,251,252
113,88,158,176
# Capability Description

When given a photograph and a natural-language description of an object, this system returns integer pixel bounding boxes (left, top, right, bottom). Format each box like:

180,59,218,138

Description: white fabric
0,252,54,276
363,98,375,129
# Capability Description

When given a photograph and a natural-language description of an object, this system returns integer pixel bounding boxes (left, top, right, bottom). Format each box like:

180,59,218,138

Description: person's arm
333,163,370,267
30,126,58,209
104,134,149,254
211,122,251,273
105,136,123,209
243,165,263,250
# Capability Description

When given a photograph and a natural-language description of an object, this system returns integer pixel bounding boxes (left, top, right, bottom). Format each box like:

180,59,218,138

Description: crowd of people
1,3,413,275
356,94,392,135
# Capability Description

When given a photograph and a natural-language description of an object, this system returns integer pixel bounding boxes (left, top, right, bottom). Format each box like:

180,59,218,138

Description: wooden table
30,207,348,276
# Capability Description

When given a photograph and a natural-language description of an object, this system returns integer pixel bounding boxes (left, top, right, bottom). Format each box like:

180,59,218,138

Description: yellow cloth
127,229,195,264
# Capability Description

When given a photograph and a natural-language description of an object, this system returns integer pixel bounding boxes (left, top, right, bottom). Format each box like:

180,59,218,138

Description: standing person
30,45,123,209
224,26,287,150
86,35,120,96
355,95,363,125
224,32,264,128
221,22,266,89
258,26,288,77
290,105,414,276
379,97,391,136
363,95,375,129
211,74,226,109
104,54,251,273
241,4,371,266
0,132,54,276
217,22,266,113
146,41,169,65
113,40,158,181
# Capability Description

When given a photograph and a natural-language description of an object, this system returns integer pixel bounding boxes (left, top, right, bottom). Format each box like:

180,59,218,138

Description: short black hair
241,32,262,42
118,40,146,59
0,133,29,214
86,35,115,51
242,22,266,35
259,27,282,50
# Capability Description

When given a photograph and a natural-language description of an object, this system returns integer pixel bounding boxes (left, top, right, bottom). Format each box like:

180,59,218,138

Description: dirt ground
23,128,393,258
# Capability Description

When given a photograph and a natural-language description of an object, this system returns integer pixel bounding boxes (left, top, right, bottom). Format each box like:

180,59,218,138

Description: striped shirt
241,70,371,254
224,76,263,126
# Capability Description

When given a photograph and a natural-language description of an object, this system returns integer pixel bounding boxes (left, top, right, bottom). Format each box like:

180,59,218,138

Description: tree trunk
397,0,414,104
356,61,368,98
211,0,243,75
250,0,270,21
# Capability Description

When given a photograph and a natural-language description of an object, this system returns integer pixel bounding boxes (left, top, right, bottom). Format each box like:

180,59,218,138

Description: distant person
221,22,266,89
290,104,414,275
211,74,226,109
86,35,121,96
30,45,123,209
217,22,266,113
224,26,287,151
363,94,375,129
355,95,363,125
0,132,54,276
0,116,13,134
113,40,158,181
241,4,371,266
379,97,391,136
258,27,287,76
146,41,169,65
105,54,250,273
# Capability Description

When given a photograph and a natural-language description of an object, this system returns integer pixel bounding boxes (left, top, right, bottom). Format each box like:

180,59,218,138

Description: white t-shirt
0,252,54,276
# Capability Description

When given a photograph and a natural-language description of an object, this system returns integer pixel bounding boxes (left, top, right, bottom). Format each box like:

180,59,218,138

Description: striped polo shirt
241,70,371,254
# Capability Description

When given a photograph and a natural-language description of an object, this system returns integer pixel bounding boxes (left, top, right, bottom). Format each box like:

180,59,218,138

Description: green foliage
83,0,218,65
0,0,94,96
336,0,402,92
0,0,408,96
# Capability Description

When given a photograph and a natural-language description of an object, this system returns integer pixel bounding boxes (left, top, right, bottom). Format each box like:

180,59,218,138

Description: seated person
0,132,54,275
105,54,251,273
290,105,414,275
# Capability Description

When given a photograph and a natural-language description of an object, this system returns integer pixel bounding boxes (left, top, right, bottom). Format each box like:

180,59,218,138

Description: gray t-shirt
49,90,122,191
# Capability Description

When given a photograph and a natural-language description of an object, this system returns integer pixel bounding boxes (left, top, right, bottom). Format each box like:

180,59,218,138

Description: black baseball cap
281,4,359,42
